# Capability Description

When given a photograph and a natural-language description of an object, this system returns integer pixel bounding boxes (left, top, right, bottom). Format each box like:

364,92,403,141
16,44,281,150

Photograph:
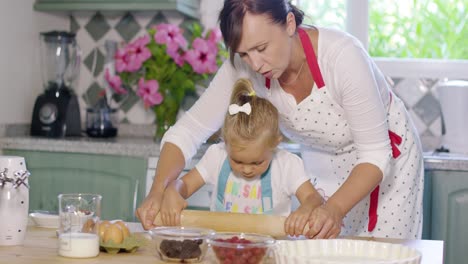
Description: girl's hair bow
228,102,251,115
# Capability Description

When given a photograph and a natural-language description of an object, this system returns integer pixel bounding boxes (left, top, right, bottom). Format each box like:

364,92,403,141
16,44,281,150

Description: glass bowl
207,232,276,264
149,226,215,263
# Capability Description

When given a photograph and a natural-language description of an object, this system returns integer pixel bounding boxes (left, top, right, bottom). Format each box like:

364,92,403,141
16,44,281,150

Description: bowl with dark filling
149,226,215,263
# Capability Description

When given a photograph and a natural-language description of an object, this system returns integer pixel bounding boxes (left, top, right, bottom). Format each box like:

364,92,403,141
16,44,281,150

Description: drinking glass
58,193,102,258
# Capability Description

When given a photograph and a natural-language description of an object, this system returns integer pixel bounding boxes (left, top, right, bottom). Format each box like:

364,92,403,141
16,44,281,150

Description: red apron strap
368,185,380,232
298,28,325,89
368,130,403,232
265,27,325,89
389,130,403,159
265,77,271,89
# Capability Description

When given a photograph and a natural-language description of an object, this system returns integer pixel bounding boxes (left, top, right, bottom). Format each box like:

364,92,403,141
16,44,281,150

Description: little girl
159,78,323,236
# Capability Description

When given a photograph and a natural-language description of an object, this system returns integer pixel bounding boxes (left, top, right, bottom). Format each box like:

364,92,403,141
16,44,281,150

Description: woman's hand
284,204,313,237
159,182,188,226
306,202,344,239
135,190,164,230
287,180,324,237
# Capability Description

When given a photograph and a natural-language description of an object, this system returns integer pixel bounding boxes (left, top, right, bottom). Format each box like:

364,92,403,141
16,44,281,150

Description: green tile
146,11,168,29
83,82,104,108
181,91,198,111
70,15,80,33
413,93,440,126
83,48,105,77
112,88,139,113
115,13,141,42
180,17,198,41
85,12,111,41
421,129,434,137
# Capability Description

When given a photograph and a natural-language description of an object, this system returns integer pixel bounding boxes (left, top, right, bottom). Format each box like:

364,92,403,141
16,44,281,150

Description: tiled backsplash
70,12,449,151
71,11,198,125
390,78,443,151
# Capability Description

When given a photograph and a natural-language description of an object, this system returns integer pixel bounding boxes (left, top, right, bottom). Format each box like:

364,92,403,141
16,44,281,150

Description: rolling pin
154,209,308,238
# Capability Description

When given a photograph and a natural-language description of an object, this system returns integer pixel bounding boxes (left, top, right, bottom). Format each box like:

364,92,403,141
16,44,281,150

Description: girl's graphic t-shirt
222,175,264,214
195,143,310,216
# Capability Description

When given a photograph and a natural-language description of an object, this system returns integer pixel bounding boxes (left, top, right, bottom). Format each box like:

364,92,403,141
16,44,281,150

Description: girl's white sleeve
278,150,310,196
195,143,227,185
331,39,392,178
161,60,240,164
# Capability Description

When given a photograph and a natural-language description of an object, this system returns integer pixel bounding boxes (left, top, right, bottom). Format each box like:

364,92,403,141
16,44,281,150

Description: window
293,0,468,60
292,0,346,30
369,0,468,60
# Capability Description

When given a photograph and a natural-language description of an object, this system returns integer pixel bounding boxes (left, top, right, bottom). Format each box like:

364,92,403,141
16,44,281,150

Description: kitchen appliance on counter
30,31,82,138
437,80,468,154
86,97,118,138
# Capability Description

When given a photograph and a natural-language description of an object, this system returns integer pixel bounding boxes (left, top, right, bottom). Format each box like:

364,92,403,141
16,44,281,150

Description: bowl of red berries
207,232,276,264
149,226,215,263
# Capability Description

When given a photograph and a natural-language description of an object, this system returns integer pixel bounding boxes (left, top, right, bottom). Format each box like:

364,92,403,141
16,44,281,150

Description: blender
30,31,82,138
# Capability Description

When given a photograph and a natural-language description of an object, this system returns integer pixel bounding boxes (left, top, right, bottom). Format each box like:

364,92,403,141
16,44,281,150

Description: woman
137,0,424,239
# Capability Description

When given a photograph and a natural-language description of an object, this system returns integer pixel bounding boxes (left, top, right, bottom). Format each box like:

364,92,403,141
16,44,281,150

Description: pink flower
184,38,218,74
207,28,222,44
129,35,151,62
154,24,188,51
104,69,127,94
115,48,130,73
137,78,163,107
167,47,185,67
115,35,151,73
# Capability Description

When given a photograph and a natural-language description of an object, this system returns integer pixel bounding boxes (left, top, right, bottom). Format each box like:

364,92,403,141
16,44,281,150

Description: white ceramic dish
29,212,60,228
274,239,422,264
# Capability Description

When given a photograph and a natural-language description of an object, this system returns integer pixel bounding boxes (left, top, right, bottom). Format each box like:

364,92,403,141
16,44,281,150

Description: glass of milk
58,193,102,258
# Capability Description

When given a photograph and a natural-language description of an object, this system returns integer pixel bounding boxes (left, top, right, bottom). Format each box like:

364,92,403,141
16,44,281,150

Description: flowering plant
105,22,226,140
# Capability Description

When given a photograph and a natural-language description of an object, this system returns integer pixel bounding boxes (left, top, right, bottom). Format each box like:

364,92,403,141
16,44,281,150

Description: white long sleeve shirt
162,26,392,176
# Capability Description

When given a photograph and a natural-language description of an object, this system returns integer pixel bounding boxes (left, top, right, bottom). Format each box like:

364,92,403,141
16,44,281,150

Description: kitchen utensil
154,210,305,238
0,156,30,246
31,31,82,138
207,232,275,264
273,239,422,264
149,226,214,262
58,193,101,258
29,212,60,228
86,97,118,138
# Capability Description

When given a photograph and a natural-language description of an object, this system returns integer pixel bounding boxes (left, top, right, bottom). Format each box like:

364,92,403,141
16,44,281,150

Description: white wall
0,0,68,124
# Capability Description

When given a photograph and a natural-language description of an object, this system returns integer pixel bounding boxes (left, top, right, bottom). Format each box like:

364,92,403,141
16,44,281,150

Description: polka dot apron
265,28,423,239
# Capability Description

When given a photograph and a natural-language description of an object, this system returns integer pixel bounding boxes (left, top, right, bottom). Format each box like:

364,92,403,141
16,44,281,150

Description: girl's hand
136,190,163,230
306,202,344,239
284,205,313,237
159,184,188,226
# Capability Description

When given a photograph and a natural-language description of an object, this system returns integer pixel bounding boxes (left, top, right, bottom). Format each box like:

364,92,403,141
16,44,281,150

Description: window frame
295,0,468,79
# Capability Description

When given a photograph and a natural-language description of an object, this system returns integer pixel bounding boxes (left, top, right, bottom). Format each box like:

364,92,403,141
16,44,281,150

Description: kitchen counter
1,124,467,170
0,227,221,264
0,227,444,264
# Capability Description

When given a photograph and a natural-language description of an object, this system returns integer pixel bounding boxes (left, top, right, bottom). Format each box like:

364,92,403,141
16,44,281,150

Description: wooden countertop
0,227,444,263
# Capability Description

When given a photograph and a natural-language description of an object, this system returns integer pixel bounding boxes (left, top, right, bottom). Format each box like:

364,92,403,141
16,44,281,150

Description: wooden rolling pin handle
154,210,310,238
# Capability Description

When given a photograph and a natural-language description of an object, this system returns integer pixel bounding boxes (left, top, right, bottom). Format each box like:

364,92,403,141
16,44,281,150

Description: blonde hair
222,78,281,150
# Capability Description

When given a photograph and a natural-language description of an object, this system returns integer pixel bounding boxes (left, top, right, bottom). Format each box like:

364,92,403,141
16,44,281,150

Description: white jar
0,156,30,246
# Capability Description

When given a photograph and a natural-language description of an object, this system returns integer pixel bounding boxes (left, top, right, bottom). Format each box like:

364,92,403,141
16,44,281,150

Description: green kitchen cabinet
423,169,468,264
34,0,200,18
3,149,147,222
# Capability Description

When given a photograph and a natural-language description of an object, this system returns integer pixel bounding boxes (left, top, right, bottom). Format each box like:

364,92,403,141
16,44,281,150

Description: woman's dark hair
219,0,304,64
